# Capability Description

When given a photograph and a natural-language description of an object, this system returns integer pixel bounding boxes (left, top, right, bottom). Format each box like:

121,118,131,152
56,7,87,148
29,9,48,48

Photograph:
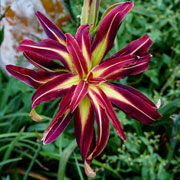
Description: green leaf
0,26,4,45
57,139,77,180
159,98,180,115
0,158,22,166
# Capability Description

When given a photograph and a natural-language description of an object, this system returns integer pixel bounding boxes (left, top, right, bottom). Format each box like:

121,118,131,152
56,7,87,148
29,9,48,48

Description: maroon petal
89,87,126,141
91,2,133,67
108,34,153,59
87,72,105,85
66,33,88,78
31,74,79,109
42,111,72,144
57,85,76,117
35,11,66,45
75,25,92,71
6,65,64,89
100,83,162,125
87,90,110,160
18,39,74,72
74,96,94,161
23,51,66,72
116,84,157,108
91,54,151,80
70,80,89,112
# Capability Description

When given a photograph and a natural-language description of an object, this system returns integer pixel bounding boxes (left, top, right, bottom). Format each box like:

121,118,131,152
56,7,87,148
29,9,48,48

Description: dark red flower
6,2,161,177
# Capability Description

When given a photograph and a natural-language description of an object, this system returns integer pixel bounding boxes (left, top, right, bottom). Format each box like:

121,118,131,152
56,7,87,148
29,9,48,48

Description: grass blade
57,139,77,180
23,142,43,180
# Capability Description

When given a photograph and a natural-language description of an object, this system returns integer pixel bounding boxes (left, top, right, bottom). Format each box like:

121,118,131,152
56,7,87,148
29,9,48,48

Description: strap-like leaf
81,0,100,27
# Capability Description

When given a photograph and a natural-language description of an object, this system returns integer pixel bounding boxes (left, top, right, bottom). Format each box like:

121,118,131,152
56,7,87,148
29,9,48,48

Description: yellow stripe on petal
82,39,91,71
92,12,120,67
99,83,156,121
78,96,91,128
92,36,107,67
100,83,133,103
88,90,103,141
22,44,75,73
91,2,133,67
32,75,80,107
42,23,66,46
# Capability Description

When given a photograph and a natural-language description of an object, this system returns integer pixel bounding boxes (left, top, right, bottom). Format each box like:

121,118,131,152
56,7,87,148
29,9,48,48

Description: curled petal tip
30,109,43,122
84,161,96,178
126,1,134,8
35,11,40,16
121,132,126,142
41,133,48,145
6,65,11,73
156,99,161,109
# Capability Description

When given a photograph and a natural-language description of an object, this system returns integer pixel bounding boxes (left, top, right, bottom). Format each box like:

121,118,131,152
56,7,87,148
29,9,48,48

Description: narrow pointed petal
87,90,109,160
42,110,72,144
81,0,100,28
42,86,76,143
87,72,105,85
75,25,92,71
99,83,162,125
108,34,153,59
18,39,74,72
88,131,96,157
74,96,94,161
57,85,76,117
91,54,151,80
31,74,80,110
35,11,66,45
99,3,124,23
91,2,133,67
6,65,64,89
66,33,88,78
42,87,77,144
70,80,89,112
89,86,126,141
23,51,66,72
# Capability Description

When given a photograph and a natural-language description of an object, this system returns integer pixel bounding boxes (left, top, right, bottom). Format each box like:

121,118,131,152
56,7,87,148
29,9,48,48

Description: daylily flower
6,1,161,177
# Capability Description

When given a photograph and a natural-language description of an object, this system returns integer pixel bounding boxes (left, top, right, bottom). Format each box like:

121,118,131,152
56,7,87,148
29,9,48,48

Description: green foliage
0,0,180,179
0,6,10,45
0,26,5,46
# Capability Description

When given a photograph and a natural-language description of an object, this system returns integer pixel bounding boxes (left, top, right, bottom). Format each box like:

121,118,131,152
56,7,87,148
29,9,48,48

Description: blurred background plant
0,0,180,179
